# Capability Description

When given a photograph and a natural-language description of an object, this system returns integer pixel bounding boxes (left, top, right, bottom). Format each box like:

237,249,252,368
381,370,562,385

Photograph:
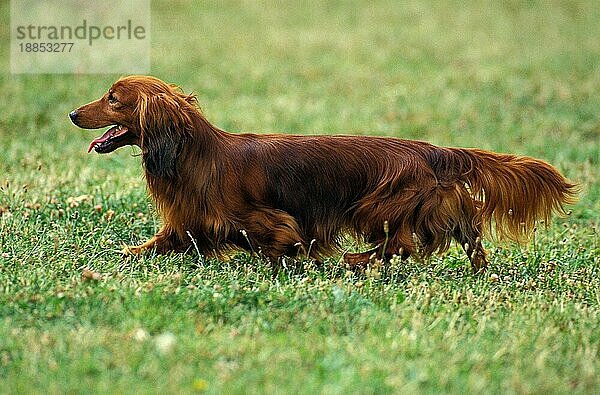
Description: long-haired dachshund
70,76,577,272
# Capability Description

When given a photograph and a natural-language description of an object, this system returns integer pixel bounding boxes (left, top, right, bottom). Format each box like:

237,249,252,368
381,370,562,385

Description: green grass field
1,1,599,393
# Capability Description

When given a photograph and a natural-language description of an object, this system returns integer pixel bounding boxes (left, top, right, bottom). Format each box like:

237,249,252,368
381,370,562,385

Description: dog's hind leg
450,199,488,273
454,227,488,273
417,183,489,273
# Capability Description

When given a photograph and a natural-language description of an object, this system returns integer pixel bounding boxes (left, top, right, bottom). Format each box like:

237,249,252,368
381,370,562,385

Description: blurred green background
0,1,598,393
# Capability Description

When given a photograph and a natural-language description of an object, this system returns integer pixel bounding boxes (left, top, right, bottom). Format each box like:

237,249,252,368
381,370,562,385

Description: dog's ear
137,93,191,179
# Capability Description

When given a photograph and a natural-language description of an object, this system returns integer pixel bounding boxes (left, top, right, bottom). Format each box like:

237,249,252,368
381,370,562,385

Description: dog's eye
108,93,118,104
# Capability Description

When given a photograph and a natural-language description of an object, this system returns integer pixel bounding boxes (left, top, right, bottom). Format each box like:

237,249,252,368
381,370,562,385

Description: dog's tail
426,147,578,241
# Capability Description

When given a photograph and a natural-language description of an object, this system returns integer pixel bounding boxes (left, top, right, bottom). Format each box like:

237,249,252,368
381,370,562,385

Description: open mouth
88,125,133,154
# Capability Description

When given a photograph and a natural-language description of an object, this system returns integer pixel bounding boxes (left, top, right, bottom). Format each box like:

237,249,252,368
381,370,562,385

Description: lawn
1,0,599,393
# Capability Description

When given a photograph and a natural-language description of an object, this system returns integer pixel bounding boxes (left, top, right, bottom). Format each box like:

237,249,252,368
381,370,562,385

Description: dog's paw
120,244,144,256
343,251,374,268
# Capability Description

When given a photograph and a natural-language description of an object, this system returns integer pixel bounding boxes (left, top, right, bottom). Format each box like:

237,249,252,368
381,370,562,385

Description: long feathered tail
429,147,578,242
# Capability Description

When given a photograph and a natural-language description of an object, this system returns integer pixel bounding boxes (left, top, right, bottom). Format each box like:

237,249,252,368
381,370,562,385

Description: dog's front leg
121,225,182,255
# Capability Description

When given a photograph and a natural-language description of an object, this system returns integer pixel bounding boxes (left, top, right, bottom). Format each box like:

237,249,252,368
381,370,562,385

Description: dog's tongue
87,125,126,153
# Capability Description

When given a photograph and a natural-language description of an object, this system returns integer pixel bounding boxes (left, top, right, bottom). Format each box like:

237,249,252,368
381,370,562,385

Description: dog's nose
69,110,78,122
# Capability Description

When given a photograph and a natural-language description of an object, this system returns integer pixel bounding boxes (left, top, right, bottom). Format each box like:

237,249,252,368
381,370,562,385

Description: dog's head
70,75,197,178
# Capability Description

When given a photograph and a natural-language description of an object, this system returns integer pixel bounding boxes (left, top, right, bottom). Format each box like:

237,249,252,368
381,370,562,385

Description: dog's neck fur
144,110,232,243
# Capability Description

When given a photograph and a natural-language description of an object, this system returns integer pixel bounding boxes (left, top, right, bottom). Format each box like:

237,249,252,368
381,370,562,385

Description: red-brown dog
70,76,576,272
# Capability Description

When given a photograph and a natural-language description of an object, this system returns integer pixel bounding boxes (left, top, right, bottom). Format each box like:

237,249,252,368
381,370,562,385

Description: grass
1,0,599,393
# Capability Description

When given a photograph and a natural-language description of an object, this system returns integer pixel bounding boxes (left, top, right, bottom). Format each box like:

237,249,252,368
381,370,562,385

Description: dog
70,76,577,272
